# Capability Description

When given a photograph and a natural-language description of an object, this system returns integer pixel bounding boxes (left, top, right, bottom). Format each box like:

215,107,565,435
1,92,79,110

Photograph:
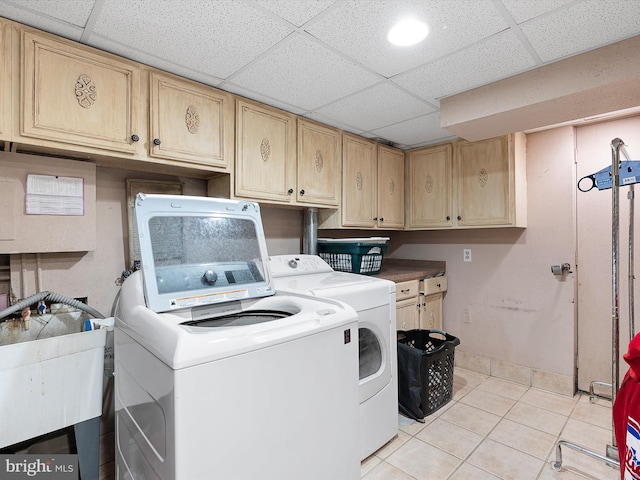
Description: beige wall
7,160,304,318
9,165,207,317
389,127,578,385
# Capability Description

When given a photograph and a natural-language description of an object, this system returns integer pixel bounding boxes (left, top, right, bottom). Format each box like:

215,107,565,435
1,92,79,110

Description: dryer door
358,304,392,403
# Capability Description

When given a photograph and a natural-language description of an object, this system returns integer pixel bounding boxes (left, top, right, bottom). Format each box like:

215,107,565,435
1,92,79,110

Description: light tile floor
361,368,620,480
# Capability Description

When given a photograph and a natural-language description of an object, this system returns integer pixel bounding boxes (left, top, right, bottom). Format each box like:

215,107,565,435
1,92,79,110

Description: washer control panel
269,254,334,277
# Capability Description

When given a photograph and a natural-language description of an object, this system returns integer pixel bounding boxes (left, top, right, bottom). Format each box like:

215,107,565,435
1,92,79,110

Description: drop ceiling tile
90,0,294,79
302,112,367,135
230,32,381,110
371,112,456,148
255,0,337,27
221,83,308,116
88,36,226,88
2,0,95,27
521,0,640,63
305,0,509,78
0,1,86,40
393,30,536,104
501,0,574,24
315,82,435,132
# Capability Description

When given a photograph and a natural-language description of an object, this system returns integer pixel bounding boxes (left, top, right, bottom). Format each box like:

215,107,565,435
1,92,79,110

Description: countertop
374,259,446,283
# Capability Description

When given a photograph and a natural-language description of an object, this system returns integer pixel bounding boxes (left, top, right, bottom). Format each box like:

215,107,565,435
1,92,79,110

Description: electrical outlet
463,248,472,262
463,309,471,324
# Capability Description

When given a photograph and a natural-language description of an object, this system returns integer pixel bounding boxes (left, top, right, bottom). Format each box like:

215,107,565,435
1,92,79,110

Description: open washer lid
134,194,274,313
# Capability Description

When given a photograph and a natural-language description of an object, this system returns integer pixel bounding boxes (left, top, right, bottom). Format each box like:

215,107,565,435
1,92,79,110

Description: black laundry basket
397,329,460,421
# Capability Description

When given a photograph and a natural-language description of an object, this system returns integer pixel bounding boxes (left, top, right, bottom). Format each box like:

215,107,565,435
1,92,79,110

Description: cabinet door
396,297,419,331
0,21,10,141
342,134,377,227
149,72,233,170
456,136,511,226
377,145,404,229
419,293,443,330
406,144,453,229
21,30,140,154
235,99,296,203
297,119,340,206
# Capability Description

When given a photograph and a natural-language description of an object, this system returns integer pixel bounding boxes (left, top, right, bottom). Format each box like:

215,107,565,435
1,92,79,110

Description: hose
0,291,105,322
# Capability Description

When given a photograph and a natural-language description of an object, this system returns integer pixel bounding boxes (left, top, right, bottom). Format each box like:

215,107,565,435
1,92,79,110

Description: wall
388,126,577,394
9,163,204,316
8,159,304,317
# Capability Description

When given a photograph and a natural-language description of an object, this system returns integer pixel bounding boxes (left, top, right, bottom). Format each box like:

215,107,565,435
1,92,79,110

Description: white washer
115,195,360,480
270,254,398,460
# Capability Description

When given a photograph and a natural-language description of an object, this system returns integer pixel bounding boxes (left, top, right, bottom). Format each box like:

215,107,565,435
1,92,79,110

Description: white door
576,116,640,392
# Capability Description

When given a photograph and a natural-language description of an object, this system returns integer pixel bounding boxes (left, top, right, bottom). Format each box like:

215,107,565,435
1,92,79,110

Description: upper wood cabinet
20,29,141,155
234,101,340,208
377,144,405,229
319,134,404,229
235,98,297,204
406,143,453,229
0,20,11,141
406,133,526,229
297,119,340,206
376,145,405,230
149,71,233,170
456,134,526,227
340,134,377,228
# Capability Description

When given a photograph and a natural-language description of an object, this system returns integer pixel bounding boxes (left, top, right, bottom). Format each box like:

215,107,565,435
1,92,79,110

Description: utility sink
0,311,107,448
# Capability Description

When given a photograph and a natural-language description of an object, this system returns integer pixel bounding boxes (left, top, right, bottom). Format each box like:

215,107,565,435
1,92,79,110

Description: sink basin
0,312,106,448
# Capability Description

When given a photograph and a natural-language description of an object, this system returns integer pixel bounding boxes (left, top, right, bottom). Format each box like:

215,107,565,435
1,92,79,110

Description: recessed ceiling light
387,19,429,46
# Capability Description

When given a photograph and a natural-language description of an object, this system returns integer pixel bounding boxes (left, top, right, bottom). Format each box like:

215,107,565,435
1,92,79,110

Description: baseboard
455,351,574,397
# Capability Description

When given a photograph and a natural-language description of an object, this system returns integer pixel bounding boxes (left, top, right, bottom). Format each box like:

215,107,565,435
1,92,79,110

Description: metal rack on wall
553,137,638,471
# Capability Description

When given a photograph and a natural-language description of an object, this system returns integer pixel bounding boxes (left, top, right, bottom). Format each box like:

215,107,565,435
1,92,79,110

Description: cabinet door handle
287,188,294,195
373,217,378,221
457,215,462,221
131,134,139,142
380,217,384,222
446,216,451,221
436,283,441,288
400,289,410,294
153,138,161,146
300,189,305,196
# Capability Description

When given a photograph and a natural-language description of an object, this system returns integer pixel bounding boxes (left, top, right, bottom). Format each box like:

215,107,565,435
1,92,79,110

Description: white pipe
36,253,42,293
20,254,27,299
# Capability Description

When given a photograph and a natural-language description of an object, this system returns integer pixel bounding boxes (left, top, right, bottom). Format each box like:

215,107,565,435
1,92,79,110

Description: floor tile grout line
444,375,534,479
449,375,577,480
374,369,619,480
541,394,616,479
535,396,586,480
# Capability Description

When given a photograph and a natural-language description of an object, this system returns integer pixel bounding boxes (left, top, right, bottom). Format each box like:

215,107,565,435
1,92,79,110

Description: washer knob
202,270,218,285
288,259,298,269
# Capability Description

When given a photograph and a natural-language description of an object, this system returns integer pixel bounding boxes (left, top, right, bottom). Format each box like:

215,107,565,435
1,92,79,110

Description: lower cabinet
395,280,419,331
419,293,443,330
395,277,447,331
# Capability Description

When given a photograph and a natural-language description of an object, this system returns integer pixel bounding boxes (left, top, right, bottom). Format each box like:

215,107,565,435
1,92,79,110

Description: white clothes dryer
114,195,360,480
270,254,398,460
